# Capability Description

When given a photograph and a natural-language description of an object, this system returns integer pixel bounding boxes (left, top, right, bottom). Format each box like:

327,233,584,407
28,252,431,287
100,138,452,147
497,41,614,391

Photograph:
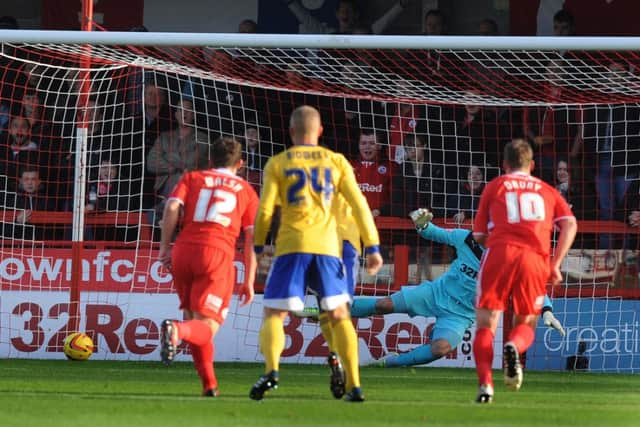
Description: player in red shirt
472,139,577,403
158,136,259,397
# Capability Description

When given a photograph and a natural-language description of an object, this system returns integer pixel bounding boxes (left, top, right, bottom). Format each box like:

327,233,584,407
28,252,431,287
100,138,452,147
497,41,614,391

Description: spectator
560,158,597,249
86,159,135,213
526,60,582,185
0,15,19,29
446,165,485,225
84,159,137,241
553,9,575,36
3,166,60,240
20,89,62,192
419,9,447,74
455,101,500,168
550,9,577,59
283,0,409,35
554,158,595,223
147,98,210,222
392,134,440,217
129,25,148,32
526,105,582,185
555,159,570,199
131,80,173,209
391,134,441,276
57,97,120,210
243,121,271,172
423,9,446,35
83,99,109,167
387,102,425,164
238,19,258,33
351,129,394,217
143,82,172,137
21,90,50,145
478,18,499,36
20,63,43,93
176,50,252,137
0,115,39,186
241,121,274,192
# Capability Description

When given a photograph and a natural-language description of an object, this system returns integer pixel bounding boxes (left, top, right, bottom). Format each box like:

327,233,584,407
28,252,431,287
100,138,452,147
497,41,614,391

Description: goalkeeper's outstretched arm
409,208,469,248
409,208,433,231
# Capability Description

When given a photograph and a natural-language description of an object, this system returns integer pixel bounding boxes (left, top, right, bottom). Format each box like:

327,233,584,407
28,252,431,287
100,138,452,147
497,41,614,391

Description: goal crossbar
3,30,640,51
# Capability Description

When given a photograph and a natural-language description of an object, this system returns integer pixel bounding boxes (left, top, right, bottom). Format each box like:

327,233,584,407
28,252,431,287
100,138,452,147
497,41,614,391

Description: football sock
384,344,438,367
191,342,217,392
318,312,335,352
259,314,285,374
190,344,205,382
199,341,217,391
473,327,495,386
350,297,379,318
176,319,213,346
332,317,360,389
508,323,535,353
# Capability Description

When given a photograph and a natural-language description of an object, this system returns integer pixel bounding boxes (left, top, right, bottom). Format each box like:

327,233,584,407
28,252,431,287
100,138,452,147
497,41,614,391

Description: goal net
0,32,638,372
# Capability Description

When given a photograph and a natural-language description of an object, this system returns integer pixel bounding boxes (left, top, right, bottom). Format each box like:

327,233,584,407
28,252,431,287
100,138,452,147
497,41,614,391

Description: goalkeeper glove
409,208,433,231
542,310,566,336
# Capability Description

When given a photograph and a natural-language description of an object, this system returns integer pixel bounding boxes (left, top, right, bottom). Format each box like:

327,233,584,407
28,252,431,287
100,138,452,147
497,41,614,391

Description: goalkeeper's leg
381,322,464,367
382,340,448,367
353,281,436,319
350,294,400,318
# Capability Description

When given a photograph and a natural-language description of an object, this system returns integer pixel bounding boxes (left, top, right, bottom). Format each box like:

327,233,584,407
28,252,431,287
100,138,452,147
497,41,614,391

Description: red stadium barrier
0,210,154,242
2,212,638,299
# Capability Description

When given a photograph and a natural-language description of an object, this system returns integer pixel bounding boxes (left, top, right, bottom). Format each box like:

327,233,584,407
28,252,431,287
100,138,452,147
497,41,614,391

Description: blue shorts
390,281,474,348
264,253,349,311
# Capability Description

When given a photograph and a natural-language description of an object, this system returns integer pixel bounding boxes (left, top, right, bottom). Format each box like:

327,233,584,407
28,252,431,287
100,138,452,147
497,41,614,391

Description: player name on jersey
203,175,243,192
286,149,328,160
502,179,542,191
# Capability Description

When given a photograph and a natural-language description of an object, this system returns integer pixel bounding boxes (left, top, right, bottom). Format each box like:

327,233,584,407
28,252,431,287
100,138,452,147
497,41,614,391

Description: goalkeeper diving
339,208,565,368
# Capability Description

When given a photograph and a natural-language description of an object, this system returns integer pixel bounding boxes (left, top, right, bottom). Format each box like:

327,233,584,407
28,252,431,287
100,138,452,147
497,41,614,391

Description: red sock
473,328,495,386
176,320,213,346
508,324,535,353
196,341,216,392
190,344,205,383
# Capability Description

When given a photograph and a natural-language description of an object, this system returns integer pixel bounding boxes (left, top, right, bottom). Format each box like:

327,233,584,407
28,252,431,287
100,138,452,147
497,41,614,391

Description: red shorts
477,244,549,315
171,243,235,324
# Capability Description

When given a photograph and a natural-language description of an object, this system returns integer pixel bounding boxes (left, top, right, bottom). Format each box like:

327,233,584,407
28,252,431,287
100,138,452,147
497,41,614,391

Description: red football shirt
473,171,574,256
169,168,259,256
351,159,394,212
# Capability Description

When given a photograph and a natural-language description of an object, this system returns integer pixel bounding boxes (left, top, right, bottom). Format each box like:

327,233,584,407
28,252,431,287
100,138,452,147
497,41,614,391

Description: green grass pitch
1,359,638,427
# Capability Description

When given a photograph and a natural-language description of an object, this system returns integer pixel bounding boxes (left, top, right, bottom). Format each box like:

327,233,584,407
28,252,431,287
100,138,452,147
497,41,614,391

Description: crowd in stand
0,5,639,255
